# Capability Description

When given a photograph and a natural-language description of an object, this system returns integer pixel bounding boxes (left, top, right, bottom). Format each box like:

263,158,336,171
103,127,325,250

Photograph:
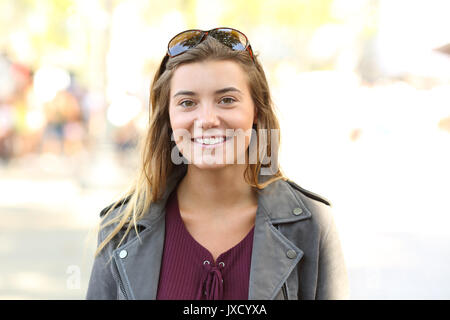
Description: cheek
169,106,187,129
169,110,191,148
243,98,256,124
231,107,255,129
170,117,193,135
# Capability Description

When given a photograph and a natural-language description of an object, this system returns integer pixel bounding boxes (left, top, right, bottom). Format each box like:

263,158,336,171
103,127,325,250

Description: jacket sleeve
86,226,118,300
315,212,350,299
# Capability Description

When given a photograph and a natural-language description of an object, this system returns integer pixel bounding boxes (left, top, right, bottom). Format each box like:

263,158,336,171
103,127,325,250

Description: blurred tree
139,0,197,28
221,0,336,31
0,0,75,67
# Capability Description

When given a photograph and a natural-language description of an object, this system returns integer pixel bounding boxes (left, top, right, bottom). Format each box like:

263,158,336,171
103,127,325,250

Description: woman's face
169,60,257,170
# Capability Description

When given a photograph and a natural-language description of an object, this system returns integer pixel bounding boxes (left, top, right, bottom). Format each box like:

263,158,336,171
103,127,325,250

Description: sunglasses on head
166,27,254,61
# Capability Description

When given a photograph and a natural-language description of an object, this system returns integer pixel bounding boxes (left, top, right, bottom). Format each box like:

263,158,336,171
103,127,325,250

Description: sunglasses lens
168,30,204,56
209,28,247,51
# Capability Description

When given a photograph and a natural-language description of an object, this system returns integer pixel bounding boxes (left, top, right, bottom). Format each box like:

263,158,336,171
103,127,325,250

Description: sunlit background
0,0,449,299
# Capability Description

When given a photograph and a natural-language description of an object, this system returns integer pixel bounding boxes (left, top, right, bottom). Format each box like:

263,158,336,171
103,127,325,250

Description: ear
253,106,258,124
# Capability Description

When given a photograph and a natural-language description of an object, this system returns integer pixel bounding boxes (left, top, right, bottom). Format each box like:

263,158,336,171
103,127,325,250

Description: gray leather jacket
86,165,349,300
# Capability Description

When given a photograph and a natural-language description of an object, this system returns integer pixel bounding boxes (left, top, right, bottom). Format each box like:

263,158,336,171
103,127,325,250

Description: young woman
86,28,349,300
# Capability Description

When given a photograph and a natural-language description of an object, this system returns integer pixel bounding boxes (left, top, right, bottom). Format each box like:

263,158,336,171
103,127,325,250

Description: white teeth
195,137,225,145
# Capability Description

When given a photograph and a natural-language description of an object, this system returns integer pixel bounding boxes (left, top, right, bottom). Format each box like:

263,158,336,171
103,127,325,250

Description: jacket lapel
248,176,312,300
112,165,187,299
112,213,165,299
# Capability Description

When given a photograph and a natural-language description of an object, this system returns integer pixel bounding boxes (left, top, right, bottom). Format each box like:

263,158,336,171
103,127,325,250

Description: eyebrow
173,87,242,98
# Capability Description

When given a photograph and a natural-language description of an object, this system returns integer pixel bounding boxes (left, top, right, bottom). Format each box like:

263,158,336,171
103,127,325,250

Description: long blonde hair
95,36,287,257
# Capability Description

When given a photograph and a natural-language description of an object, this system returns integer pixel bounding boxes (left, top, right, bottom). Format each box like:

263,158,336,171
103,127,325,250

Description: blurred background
0,0,449,299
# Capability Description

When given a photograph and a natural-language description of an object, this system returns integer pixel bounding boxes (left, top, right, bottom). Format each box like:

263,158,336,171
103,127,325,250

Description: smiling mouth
191,136,232,146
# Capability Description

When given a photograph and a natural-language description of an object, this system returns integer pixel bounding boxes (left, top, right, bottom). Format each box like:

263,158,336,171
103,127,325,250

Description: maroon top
156,189,255,300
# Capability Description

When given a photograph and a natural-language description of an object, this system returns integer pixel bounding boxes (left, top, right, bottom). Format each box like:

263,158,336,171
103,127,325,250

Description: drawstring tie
196,261,223,300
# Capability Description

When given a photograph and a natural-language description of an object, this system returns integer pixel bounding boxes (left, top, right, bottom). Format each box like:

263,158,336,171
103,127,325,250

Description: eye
179,100,195,108
219,97,236,105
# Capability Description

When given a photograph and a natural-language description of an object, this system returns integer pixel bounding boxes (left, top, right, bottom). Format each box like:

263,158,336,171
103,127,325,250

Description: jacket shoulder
284,179,337,246
100,195,132,218
285,179,332,207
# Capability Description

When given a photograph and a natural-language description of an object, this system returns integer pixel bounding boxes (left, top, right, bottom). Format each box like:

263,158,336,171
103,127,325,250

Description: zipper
112,258,128,299
282,282,288,300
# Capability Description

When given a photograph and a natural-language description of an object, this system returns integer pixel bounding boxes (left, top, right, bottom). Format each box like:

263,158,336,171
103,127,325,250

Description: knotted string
196,262,224,300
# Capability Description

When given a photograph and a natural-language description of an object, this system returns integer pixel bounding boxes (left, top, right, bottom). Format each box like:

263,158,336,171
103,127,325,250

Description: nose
197,102,220,129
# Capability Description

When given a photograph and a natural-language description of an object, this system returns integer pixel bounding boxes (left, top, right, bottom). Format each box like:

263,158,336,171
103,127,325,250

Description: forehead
170,60,249,94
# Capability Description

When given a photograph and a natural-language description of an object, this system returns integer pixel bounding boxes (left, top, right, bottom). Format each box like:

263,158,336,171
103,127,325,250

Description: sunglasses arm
247,44,255,61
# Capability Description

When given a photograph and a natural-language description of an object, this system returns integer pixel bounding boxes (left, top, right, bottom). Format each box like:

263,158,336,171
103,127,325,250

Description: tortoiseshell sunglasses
166,27,254,61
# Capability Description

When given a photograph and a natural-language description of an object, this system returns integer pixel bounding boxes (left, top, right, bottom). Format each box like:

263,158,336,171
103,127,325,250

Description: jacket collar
136,164,313,227
112,165,311,299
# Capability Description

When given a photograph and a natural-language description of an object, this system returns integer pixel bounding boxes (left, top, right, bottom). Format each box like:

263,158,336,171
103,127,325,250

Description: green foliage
220,0,336,30
0,0,78,67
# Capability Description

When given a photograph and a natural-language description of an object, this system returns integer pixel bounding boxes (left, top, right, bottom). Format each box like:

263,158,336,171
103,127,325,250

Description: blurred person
0,98,15,163
113,120,139,152
60,89,86,156
7,63,44,158
68,72,89,123
42,89,85,156
19,69,45,156
41,91,65,155
0,54,15,162
112,119,140,172
87,28,348,300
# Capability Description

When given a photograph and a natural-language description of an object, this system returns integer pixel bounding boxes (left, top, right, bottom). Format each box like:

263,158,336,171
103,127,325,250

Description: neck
177,165,257,215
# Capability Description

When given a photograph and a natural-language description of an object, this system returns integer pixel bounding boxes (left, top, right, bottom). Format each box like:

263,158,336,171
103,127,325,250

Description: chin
192,164,228,171
190,156,229,170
